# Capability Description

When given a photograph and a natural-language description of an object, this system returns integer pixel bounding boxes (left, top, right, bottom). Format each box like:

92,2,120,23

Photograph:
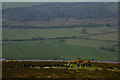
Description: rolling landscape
1,2,120,79
2,2,118,61
2,27,118,61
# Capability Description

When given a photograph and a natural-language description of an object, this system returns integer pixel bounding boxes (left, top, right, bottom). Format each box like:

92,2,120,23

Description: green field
3,28,37,39
2,2,44,9
3,40,118,61
72,27,118,34
3,27,118,39
3,28,88,39
2,26,118,61
65,38,117,48
88,32,118,41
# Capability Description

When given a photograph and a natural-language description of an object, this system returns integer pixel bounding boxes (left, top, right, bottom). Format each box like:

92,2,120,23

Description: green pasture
2,26,118,61
3,28,37,40
3,28,87,39
64,38,117,48
3,27,118,40
2,2,44,9
3,40,118,61
72,27,118,34
29,28,87,38
88,32,118,41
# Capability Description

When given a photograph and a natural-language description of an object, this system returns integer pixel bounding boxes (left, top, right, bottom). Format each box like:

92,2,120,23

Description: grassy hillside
2,2,118,27
106,2,118,14
3,40,118,61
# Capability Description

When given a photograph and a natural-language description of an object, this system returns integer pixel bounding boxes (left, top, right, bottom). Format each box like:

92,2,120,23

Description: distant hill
2,2,118,28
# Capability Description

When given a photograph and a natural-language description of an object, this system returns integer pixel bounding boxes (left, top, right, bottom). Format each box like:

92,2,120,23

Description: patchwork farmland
2,26,118,61
2,2,119,79
2,2,118,61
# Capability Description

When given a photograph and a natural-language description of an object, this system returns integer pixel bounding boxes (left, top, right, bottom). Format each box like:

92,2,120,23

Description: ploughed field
2,61,120,79
2,26,118,61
